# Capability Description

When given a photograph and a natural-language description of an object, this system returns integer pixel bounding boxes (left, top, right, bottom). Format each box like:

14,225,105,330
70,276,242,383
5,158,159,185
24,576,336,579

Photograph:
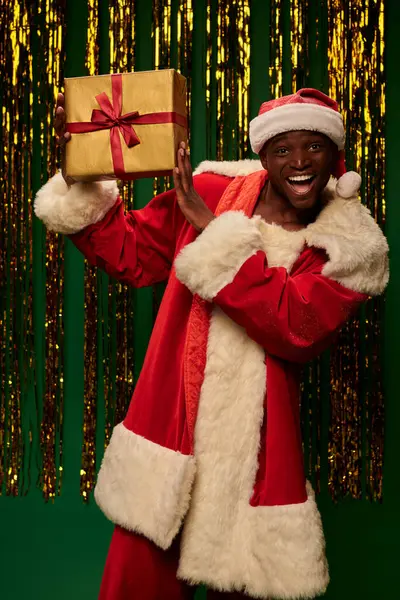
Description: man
35,88,388,600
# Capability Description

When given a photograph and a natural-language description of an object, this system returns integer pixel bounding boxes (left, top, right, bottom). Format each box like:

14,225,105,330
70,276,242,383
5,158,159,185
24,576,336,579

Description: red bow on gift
66,73,187,179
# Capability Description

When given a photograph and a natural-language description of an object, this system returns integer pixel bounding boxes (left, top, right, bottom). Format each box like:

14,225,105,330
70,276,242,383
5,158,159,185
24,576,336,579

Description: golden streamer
40,1,65,501
86,0,100,76
290,0,308,92
206,0,212,112
216,0,227,160
153,0,172,197
237,1,251,158
215,0,251,160
269,0,283,98
0,0,29,495
177,0,193,116
154,0,171,71
327,0,385,501
109,0,135,74
81,0,100,501
0,0,64,499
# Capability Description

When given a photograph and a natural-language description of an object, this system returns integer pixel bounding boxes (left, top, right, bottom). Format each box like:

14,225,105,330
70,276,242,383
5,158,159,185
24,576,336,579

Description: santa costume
35,89,389,599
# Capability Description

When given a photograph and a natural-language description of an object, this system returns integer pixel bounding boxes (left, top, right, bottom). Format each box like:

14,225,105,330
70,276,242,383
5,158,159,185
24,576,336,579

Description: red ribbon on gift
66,73,187,178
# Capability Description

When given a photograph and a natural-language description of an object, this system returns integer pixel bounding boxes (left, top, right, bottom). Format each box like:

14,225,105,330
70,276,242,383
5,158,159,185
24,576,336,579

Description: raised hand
173,142,215,232
54,93,75,186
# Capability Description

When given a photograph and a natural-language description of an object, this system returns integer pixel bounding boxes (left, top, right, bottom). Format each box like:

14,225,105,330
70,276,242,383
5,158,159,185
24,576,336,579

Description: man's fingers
178,147,192,192
180,141,193,182
172,166,180,186
56,132,71,147
54,105,66,137
184,148,193,180
57,92,65,108
177,148,187,190
173,167,185,201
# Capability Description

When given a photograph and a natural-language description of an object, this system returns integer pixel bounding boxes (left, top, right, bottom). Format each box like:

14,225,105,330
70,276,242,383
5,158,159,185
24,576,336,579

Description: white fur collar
258,179,389,296
305,180,389,295
193,161,389,296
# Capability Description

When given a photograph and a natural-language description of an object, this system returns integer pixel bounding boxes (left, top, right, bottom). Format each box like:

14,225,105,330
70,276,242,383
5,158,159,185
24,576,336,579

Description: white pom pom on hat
335,171,362,199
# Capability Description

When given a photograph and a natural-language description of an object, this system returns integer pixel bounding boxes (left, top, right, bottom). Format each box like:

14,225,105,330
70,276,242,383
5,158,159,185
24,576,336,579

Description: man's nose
289,150,311,170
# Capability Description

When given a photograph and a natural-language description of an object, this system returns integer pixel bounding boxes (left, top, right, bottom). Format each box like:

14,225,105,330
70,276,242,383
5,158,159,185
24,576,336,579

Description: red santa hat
249,88,361,199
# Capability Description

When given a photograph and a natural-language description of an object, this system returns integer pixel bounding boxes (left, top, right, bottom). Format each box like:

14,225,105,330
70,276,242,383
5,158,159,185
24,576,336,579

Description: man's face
259,130,338,210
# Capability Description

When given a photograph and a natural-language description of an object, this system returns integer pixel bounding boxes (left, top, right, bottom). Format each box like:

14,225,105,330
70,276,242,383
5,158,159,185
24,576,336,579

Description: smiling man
34,88,388,600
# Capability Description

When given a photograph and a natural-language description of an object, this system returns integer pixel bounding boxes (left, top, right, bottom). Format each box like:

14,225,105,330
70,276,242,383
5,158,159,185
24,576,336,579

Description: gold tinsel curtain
0,0,385,504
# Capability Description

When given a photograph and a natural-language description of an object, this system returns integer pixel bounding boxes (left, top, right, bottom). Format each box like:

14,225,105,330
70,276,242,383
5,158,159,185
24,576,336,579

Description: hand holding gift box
63,69,187,182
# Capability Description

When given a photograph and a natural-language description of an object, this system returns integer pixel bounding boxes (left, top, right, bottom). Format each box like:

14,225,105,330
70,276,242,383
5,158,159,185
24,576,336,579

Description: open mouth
286,174,316,196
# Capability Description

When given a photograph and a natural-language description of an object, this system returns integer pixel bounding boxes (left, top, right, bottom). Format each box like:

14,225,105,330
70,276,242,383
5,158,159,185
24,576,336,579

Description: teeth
288,175,314,182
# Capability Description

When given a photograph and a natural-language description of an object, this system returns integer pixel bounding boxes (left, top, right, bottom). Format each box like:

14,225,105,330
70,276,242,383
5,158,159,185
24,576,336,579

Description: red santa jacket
34,160,388,600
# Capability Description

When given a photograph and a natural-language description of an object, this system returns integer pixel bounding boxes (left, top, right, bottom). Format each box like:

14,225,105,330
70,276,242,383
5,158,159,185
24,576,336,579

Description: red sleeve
70,187,183,288
69,173,231,288
174,211,367,363
214,250,366,363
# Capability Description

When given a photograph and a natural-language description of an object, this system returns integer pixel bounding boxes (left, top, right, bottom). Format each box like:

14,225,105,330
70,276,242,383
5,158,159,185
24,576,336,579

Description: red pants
99,526,246,600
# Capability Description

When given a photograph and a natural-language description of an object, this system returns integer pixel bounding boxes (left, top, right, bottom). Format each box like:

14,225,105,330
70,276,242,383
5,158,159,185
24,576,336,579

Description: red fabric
258,87,340,116
183,172,266,446
214,247,365,364
66,73,187,178
71,173,230,457
71,170,365,506
183,296,211,448
99,527,193,600
99,527,250,600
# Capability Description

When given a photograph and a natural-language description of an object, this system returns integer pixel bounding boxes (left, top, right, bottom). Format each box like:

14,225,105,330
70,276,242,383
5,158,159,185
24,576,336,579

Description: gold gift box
64,69,187,182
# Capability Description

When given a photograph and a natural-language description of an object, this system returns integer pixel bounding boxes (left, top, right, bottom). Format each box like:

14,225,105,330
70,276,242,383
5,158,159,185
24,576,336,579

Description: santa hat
249,88,361,199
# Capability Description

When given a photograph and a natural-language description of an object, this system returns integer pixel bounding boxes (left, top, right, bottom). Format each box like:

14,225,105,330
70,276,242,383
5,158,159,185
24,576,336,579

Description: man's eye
310,143,322,151
276,147,289,155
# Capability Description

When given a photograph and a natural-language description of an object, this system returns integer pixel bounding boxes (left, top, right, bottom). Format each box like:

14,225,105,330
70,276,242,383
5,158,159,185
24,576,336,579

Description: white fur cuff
94,424,196,550
178,484,329,599
34,172,119,235
174,211,263,301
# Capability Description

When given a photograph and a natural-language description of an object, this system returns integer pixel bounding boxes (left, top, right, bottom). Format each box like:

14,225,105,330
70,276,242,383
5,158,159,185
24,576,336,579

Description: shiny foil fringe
290,0,309,92
269,0,283,98
40,1,65,502
153,0,173,198
326,0,385,502
80,0,100,502
0,0,65,500
213,0,251,160
0,0,29,496
1,0,386,505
